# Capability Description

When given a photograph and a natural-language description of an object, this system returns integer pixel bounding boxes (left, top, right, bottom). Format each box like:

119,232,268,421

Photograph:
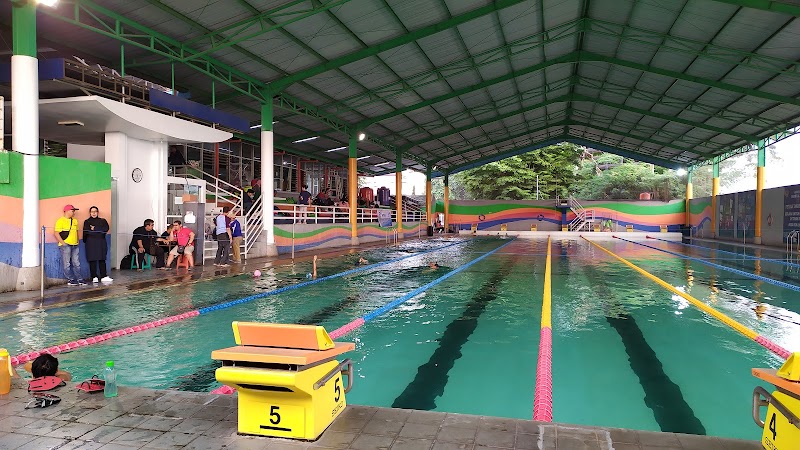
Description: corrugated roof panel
712,8,789,52
496,3,540,42
740,73,800,97
379,45,433,79
444,70,485,92
588,0,634,24
627,1,682,34
330,0,404,47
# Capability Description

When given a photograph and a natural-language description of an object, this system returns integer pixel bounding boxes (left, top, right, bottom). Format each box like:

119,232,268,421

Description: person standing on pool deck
298,184,311,224
55,204,85,286
214,207,232,266
83,206,112,283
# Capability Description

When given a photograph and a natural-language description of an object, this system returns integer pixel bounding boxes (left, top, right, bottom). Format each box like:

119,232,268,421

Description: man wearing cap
55,205,85,286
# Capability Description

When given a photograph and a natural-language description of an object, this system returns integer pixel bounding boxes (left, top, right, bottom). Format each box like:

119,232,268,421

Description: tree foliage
456,143,582,200
571,155,684,201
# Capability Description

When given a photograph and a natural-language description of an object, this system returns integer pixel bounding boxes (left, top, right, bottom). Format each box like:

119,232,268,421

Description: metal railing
787,230,799,253
272,204,426,224
243,195,264,255
567,195,595,232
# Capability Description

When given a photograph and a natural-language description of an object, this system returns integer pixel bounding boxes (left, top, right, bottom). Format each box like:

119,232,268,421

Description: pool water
1,236,797,440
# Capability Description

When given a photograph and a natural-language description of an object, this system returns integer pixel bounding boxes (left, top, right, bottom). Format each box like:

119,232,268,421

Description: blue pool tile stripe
616,237,800,293
648,235,800,269
362,239,516,322
198,239,471,314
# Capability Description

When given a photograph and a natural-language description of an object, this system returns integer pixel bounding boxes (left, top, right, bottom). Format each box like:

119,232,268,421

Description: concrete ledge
459,231,684,241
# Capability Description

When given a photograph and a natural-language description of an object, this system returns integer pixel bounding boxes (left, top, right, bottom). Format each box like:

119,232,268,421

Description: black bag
58,219,73,240
177,245,186,255
120,254,133,270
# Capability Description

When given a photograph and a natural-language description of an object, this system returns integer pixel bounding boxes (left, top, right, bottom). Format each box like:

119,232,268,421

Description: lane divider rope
11,240,472,368
330,239,517,338
198,239,471,314
212,238,517,395
533,236,553,422
583,236,791,360
615,236,800,293
647,235,800,269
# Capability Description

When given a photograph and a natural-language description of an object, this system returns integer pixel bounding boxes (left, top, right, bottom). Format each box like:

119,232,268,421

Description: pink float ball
48,346,60,354
253,270,261,278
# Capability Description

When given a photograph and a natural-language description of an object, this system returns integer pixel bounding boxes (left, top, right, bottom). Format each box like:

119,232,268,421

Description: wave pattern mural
438,200,686,232
274,222,425,254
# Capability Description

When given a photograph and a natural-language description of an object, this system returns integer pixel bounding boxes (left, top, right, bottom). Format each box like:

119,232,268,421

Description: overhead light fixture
293,136,318,143
250,124,261,129
374,162,393,167
432,165,438,171
326,146,347,152
356,156,370,160
358,132,366,141
37,0,59,7
57,120,84,127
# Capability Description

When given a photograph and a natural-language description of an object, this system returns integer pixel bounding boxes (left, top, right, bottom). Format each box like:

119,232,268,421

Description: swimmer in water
358,257,368,265
429,262,440,269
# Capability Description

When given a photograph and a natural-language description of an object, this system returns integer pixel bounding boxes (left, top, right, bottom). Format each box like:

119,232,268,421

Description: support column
395,151,403,236
711,160,719,238
261,102,277,256
348,135,359,245
755,140,766,245
13,1,40,290
444,172,450,232
685,169,693,228
425,166,432,226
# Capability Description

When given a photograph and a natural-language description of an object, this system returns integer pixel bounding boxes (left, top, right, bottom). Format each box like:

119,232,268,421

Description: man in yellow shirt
54,205,85,286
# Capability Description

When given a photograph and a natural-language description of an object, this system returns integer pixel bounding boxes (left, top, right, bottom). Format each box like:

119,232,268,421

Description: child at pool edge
15,354,72,381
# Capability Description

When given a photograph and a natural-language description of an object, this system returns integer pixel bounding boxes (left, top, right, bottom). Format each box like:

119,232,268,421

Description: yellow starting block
626,224,634,232
660,225,668,233
471,224,478,234
593,224,601,232
500,224,508,232
752,353,800,450
530,224,537,232
561,225,569,231
212,322,355,440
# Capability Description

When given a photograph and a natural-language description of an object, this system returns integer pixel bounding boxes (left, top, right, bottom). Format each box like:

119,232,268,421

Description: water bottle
0,349,11,395
104,360,118,398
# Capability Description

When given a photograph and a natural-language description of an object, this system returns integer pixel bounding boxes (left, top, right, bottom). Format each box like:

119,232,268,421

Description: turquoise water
1,236,797,440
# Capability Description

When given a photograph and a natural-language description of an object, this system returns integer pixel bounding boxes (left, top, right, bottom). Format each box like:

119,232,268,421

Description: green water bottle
104,361,118,398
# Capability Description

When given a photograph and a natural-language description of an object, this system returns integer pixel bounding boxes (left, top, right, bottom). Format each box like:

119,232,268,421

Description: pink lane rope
532,327,553,422
10,310,200,367
755,335,792,360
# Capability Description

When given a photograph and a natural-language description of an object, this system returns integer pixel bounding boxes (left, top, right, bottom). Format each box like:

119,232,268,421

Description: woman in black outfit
83,206,112,283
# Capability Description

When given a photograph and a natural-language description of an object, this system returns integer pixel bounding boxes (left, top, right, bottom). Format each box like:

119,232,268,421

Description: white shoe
100,276,113,283
92,277,99,283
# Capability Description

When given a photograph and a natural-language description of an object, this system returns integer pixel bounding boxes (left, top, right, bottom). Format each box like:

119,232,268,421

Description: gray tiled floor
0,379,761,450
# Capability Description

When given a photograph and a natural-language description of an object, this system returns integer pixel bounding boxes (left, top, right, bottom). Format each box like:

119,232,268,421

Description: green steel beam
182,0,352,61
567,121,706,158
321,19,582,115
709,0,800,16
570,109,713,152
692,123,800,167
580,51,800,107
269,0,531,92
404,94,573,150
571,94,756,141
585,18,800,79
428,116,568,158
359,53,581,128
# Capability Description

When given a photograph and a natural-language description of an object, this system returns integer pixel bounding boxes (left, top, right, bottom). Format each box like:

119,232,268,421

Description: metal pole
291,220,295,261
536,175,539,200
40,225,45,298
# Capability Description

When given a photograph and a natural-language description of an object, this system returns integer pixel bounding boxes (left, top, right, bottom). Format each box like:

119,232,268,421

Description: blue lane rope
198,239,473,314
649,235,800,269
615,236,800,293
363,238,517,322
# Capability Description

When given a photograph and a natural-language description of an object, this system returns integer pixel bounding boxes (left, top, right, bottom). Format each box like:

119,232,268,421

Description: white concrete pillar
261,102,277,256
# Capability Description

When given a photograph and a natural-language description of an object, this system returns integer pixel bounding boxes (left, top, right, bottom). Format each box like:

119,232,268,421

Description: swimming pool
2,236,797,440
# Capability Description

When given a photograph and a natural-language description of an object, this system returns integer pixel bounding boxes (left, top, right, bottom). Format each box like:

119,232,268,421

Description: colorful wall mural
274,222,425,254
435,199,686,232
0,151,111,291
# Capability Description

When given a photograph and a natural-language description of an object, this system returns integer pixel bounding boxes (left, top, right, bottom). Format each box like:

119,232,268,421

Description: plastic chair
130,252,151,270
176,254,189,269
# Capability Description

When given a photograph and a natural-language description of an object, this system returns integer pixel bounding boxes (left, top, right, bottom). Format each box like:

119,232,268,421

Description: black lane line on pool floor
580,262,707,435
391,256,519,410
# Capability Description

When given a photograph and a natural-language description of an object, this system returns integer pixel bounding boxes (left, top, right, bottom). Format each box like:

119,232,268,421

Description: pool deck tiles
0,380,761,450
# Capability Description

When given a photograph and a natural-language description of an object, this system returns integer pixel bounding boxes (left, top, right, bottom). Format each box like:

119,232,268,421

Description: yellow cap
0,349,8,357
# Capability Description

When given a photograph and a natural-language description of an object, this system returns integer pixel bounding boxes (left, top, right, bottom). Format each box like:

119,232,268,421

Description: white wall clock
132,168,143,183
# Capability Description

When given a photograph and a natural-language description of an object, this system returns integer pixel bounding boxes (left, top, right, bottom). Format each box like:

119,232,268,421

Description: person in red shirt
163,220,196,269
